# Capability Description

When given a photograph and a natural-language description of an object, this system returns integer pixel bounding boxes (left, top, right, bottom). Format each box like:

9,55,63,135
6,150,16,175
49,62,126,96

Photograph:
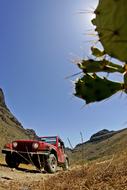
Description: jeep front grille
13,142,34,152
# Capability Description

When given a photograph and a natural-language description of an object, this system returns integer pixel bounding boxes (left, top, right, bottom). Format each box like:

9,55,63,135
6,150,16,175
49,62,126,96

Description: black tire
5,153,20,168
44,154,57,173
62,158,69,171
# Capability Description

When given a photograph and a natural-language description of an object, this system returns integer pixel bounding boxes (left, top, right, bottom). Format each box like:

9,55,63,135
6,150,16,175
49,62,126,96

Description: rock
1,176,13,180
89,129,116,142
0,88,7,108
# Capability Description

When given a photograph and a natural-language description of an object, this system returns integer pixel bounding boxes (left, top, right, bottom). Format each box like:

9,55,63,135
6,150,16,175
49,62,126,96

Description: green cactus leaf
92,0,127,61
91,47,105,57
75,74,123,104
77,59,124,74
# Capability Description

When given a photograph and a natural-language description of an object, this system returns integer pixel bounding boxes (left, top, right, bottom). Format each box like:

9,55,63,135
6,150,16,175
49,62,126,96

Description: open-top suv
2,136,69,173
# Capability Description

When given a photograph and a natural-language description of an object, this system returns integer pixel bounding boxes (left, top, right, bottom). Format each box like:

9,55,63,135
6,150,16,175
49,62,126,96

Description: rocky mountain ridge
0,88,38,151
75,128,127,149
67,128,127,163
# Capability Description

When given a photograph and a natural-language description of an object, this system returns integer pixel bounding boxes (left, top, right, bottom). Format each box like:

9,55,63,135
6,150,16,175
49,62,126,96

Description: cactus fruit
73,0,127,104
92,0,127,62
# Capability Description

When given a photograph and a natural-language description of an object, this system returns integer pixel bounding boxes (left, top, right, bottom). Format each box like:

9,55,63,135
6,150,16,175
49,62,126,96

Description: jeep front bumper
2,148,50,156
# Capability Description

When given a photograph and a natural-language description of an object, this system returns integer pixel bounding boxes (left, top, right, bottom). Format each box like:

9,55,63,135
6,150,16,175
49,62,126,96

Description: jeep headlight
12,142,18,148
32,142,39,149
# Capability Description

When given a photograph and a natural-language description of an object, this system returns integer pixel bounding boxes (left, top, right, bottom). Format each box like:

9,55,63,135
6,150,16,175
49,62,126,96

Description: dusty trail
0,163,57,190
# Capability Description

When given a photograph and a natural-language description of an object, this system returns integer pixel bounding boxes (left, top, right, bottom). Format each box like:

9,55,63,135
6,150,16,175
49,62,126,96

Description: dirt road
1,154,127,190
0,163,57,190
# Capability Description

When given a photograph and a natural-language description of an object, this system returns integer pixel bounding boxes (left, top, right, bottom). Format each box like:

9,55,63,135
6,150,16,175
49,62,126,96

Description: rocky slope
0,88,37,151
68,128,127,163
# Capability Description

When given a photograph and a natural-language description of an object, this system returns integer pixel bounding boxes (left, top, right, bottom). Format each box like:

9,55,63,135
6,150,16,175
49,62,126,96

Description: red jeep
2,136,69,173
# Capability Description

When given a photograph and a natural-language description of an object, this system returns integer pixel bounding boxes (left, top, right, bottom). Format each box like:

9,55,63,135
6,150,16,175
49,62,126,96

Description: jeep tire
62,158,69,171
5,153,20,168
44,154,57,173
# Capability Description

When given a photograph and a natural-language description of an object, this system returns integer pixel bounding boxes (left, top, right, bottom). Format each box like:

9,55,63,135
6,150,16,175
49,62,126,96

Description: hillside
68,128,127,164
0,88,37,151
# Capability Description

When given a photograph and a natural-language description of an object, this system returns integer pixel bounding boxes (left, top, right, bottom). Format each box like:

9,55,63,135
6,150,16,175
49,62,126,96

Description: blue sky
0,0,127,147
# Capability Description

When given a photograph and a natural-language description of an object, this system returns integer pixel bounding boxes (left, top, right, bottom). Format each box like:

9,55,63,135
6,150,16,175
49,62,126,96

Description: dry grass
1,151,127,190
43,153,127,190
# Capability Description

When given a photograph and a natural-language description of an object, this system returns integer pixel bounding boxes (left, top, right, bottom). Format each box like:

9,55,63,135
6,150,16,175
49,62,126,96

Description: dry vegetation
1,151,127,190
44,151,127,190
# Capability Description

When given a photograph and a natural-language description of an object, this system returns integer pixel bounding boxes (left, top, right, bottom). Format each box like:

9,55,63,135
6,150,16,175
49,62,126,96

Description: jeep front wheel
5,153,20,168
44,154,57,173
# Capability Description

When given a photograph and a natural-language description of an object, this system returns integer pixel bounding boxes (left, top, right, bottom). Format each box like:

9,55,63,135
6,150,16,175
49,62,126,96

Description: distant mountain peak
90,129,115,142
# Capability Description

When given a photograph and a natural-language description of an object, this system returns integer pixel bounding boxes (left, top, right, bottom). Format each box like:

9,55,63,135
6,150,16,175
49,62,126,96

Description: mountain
0,88,37,151
67,128,127,163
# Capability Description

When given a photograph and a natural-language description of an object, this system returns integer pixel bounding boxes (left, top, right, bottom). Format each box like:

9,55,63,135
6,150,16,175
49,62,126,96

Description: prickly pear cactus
74,0,127,104
92,0,127,62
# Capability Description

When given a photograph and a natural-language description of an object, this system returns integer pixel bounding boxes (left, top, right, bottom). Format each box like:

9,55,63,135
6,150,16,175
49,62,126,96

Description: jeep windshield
39,137,56,145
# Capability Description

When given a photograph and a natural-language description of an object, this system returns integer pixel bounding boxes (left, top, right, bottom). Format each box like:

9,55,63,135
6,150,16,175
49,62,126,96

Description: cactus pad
75,74,123,104
92,0,127,61
77,59,124,74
